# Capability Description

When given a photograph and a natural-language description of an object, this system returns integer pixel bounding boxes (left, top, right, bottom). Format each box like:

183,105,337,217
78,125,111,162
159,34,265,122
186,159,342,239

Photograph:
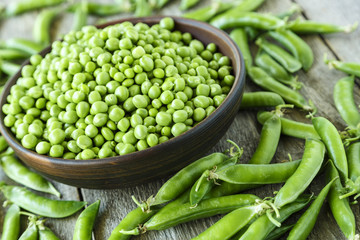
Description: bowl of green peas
0,16,245,188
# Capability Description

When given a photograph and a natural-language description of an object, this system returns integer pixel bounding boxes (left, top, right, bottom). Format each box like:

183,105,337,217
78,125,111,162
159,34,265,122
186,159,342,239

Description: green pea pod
180,0,200,10
287,177,337,240
72,0,88,31
68,2,131,16
249,114,281,164
248,67,312,111
33,7,63,45
190,155,239,206
0,49,30,60
333,75,360,129
134,0,152,17
326,161,357,240
212,0,265,19
239,92,285,110
257,111,320,140
1,204,20,240
0,136,9,152
210,12,285,30
5,0,65,16
19,223,38,240
0,60,20,76
73,200,100,240
39,226,60,240
0,155,61,197
182,2,233,22
152,152,229,205
255,51,301,90
0,182,86,218
312,116,348,181
268,30,314,71
239,197,311,240
324,57,360,78
206,182,261,199
213,160,301,185
274,139,325,208
287,18,358,34
265,224,294,240
0,38,44,55
230,28,252,71
255,38,302,73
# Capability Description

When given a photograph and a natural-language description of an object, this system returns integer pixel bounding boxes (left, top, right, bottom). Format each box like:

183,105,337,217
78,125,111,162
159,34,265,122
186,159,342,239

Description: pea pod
0,38,44,55
151,152,229,205
248,67,312,111
238,196,311,240
274,138,325,208
287,18,358,34
5,0,65,16
0,135,9,152
333,75,360,129
211,159,301,185
0,155,60,197
180,0,200,10
182,2,233,22
326,161,357,240
230,28,252,71
257,111,320,140
134,0,152,17
72,0,88,31
239,92,285,110
121,194,260,235
67,2,131,16
265,224,294,240
0,59,20,76
324,56,360,78
206,182,261,199
0,182,86,218
287,177,337,240
249,114,281,164
1,204,20,240
19,219,38,240
255,38,302,73
211,0,265,21
33,7,63,45
73,200,100,240
39,226,60,240
268,29,314,71
210,12,285,30
312,116,348,181
0,49,30,60
255,51,301,90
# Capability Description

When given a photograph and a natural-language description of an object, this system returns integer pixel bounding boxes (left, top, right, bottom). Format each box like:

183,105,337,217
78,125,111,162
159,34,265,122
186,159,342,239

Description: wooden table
0,0,359,239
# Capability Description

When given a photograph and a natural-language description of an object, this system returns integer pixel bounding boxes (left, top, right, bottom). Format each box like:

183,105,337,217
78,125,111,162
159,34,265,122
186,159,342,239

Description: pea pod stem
287,18,358,34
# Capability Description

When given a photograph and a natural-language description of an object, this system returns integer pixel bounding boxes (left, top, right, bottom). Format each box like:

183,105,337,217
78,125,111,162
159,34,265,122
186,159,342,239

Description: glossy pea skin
152,152,228,205
257,111,320,140
73,200,100,240
1,204,20,240
39,226,60,240
229,28,252,71
287,178,337,240
312,116,348,181
0,182,86,218
326,161,356,240
248,67,311,111
274,139,325,208
239,92,285,110
18,223,38,240
333,75,360,129
347,142,360,183
268,29,314,71
0,155,60,197
249,114,281,164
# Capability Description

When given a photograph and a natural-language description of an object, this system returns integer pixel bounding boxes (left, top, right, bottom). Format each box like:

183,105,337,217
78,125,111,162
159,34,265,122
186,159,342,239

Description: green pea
194,96,211,108
118,118,130,132
160,17,175,30
173,110,188,123
36,141,51,154
76,101,90,118
122,130,137,145
85,124,99,138
81,149,96,159
28,123,43,137
136,139,148,151
101,127,114,141
49,145,64,157
119,143,136,155
193,108,206,122
171,123,187,137
91,101,108,114
132,95,148,108
22,134,38,149
156,112,172,126
146,133,158,147
159,90,174,105
115,86,129,102
94,134,105,147
140,55,154,72
49,129,66,145
77,135,93,149
93,113,108,127
109,107,125,122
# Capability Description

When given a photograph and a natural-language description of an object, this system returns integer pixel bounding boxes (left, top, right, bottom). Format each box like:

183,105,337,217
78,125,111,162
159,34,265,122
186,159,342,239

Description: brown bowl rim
0,16,245,168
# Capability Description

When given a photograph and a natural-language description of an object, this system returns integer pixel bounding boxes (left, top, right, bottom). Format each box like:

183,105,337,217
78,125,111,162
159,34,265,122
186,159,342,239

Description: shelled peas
1,17,235,160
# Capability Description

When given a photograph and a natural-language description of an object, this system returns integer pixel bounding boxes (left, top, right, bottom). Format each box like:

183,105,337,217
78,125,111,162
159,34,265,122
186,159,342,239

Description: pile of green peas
1,17,235,159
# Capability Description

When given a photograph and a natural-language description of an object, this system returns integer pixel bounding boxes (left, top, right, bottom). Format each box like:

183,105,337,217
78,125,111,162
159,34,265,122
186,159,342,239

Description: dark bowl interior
0,16,246,189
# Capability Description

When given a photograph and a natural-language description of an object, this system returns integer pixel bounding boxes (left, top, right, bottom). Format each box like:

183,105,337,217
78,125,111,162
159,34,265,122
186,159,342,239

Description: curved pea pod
39,226,60,240
190,155,239,206
151,152,229,205
239,92,285,110
73,200,100,240
268,29,314,71
287,18,358,34
238,196,311,240
257,111,320,140
324,56,360,78
0,155,61,197
0,59,20,76
0,182,86,218
255,38,302,73
0,135,9,152
274,138,325,208
210,12,285,30
33,6,63,45
287,177,337,240
255,51,301,90
0,49,30,60
249,114,281,164
326,161,358,240
212,159,301,185
333,75,360,129
312,116,348,181
1,204,20,240
0,38,45,55
72,0,88,31
230,28,252,71
19,220,38,240
180,0,200,10
206,182,261,199
248,67,312,111
4,0,65,16
182,2,233,22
